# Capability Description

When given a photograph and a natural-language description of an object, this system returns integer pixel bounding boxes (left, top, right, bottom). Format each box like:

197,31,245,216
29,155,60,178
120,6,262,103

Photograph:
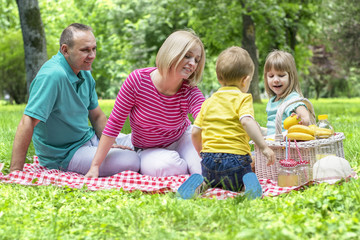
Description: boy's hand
262,147,275,166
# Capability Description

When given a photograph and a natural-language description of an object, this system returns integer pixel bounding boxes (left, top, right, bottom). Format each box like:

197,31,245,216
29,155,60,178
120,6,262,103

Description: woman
85,30,206,177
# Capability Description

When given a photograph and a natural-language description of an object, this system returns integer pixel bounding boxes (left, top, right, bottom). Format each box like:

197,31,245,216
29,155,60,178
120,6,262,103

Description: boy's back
194,86,254,155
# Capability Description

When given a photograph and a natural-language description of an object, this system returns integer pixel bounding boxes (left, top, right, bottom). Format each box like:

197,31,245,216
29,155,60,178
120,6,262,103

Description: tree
16,0,47,95
240,0,261,103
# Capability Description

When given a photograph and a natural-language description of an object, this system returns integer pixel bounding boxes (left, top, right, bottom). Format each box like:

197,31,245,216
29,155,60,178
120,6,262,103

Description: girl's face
174,44,202,80
266,67,289,100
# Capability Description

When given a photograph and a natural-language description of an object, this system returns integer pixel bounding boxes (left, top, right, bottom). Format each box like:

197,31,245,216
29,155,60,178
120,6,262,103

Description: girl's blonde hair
216,46,254,85
263,50,303,99
156,30,205,86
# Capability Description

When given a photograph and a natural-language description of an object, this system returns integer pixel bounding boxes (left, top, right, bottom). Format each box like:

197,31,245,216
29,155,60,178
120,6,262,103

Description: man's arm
88,106,107,139
10,115,40,172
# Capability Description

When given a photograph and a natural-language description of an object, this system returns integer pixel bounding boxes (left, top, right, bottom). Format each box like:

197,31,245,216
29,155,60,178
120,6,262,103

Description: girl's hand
294,105,310,126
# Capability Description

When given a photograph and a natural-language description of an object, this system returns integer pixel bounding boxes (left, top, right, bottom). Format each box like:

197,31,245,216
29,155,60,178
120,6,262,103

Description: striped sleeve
187,86,205,119
102,70,140,138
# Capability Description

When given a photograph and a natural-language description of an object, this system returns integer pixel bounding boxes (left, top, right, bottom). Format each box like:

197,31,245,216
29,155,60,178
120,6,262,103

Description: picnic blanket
0,156,350,200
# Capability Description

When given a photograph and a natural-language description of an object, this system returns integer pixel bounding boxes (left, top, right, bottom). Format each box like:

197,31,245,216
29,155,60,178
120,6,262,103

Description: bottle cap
298,160,310,165
318,114,328,120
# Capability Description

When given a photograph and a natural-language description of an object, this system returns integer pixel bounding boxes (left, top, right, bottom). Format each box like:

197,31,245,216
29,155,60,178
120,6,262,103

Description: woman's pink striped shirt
103,67,205,148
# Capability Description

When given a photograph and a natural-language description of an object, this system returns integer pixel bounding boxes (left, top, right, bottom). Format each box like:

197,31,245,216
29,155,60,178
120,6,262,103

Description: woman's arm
85,135,116,178
191,127,202,156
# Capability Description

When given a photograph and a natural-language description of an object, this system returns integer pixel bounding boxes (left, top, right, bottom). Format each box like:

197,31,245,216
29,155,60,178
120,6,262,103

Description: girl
263,50,310,136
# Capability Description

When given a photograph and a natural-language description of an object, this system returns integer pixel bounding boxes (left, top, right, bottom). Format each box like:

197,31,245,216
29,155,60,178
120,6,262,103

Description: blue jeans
201,152,253,192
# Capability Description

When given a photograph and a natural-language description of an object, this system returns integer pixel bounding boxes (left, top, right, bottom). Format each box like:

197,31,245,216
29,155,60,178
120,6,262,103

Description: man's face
62,30,96,74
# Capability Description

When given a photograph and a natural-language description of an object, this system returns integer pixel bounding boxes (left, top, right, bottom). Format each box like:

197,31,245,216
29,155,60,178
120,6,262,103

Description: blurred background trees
0,0,359,104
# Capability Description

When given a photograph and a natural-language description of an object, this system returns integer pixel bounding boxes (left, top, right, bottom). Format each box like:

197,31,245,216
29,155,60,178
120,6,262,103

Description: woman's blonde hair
216,46,254,85
156,30,205,86
263,50,303,99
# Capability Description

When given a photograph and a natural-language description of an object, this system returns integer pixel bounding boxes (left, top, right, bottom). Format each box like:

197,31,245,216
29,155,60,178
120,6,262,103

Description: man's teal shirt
25,51,98,170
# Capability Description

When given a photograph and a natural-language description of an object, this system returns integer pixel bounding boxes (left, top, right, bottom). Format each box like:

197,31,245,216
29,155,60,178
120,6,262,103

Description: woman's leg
139,148,188,177
67,135,140,177
174,125,202,175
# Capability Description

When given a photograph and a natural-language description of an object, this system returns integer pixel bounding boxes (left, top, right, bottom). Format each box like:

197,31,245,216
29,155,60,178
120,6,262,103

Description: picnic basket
253,97,345,182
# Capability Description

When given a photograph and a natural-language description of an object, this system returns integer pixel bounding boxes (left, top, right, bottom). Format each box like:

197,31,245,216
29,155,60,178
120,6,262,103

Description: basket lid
279,159,298,167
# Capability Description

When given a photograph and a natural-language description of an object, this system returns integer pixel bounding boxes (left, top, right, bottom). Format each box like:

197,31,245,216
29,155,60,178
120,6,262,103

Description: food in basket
288,125,315,136
287,132,315,141
309,125,333,138
314,127,333,139
283,114,301,129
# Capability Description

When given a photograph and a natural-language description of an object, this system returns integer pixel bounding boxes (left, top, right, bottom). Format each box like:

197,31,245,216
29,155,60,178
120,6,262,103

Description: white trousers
138,125,202,177
68,125,201,177
67,134,140,177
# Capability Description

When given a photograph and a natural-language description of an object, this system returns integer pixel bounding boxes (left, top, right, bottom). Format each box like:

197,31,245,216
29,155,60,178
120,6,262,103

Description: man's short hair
59,23,93,48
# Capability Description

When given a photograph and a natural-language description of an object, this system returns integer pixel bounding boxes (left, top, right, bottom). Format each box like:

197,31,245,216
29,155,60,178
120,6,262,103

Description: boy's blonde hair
156,30,205,86
264,50,303,99
216,46,254,85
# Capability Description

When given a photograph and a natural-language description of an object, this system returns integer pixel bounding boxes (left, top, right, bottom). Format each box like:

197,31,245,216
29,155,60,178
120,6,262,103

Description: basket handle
275,97,316,141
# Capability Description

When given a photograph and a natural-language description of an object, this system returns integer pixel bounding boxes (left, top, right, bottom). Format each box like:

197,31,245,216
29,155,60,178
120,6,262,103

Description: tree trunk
242,13,261,103
16,0,47,97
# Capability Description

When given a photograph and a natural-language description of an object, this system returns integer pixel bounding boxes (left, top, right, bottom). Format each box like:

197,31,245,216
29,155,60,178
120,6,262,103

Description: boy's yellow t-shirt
194,86,254,155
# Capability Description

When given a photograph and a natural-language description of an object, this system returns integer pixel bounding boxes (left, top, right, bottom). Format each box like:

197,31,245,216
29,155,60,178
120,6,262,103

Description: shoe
177,174,204,199
242,172,262,200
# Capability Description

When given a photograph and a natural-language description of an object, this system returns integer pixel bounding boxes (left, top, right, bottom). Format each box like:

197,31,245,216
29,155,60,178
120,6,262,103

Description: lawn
0,98,360,240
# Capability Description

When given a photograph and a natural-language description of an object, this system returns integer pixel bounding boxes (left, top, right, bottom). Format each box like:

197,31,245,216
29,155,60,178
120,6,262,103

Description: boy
177,46,275,199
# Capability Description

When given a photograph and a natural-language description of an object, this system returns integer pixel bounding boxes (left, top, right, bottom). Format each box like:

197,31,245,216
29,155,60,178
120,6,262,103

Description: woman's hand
85,166,100,178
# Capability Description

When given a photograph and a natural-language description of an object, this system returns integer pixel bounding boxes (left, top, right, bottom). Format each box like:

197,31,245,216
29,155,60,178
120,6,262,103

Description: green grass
1,98,360,239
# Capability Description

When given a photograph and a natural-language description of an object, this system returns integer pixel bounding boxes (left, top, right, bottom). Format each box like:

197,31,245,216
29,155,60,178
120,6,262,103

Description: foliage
0,0,359,102
0,30,27,104
306,0,360,98
1,99,360,239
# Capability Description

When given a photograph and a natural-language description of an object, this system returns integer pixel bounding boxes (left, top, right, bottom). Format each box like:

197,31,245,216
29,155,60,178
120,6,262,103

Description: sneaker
177,174,204,199
242,172,262,200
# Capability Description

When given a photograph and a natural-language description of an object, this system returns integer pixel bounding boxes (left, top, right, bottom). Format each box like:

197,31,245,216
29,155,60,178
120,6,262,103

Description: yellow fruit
314,128,333,138
287,132,315,141
309,125,317,130
283,115,301,130
288,125,315,136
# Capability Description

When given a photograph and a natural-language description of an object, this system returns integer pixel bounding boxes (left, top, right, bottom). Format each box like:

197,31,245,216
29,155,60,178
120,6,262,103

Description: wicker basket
253,97,345,182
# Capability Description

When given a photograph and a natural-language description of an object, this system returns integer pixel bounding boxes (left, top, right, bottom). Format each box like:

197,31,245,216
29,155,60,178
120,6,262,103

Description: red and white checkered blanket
0,157,314,199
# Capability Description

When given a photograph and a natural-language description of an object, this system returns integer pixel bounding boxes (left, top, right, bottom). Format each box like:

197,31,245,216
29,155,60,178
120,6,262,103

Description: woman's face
174,44,202,80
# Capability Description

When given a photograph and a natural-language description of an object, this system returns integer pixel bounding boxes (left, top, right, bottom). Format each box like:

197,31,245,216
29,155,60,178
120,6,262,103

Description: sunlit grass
1,98,360,239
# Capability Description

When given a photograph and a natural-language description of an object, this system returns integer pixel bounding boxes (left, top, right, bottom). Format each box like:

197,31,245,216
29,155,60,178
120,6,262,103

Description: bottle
315,114,334,139
297,160,310,184
277,159,299,187
316,143,337,161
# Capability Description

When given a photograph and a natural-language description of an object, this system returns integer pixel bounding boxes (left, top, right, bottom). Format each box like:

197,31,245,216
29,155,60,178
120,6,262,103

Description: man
10,23,140,176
